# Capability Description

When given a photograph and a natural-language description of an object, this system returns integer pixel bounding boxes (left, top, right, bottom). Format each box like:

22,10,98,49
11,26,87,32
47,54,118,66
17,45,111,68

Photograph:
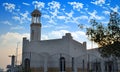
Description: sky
0,0,120,70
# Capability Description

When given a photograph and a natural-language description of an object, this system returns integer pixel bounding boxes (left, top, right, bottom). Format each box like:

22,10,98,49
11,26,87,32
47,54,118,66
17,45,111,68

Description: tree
85,12,120,58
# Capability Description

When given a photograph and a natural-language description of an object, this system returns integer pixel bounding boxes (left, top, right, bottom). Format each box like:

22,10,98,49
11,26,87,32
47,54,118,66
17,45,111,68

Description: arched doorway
60,57,66,72
24,58,30,72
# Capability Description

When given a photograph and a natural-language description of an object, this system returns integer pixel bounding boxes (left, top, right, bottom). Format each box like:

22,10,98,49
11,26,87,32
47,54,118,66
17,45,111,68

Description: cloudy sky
0,0,120,70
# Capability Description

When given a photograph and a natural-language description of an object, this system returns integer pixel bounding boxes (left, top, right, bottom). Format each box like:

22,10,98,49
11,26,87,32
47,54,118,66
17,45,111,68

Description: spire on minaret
34,3,39,10
30,9,42,41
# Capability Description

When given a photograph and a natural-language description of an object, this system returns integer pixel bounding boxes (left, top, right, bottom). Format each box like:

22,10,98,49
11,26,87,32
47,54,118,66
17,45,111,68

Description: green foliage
86,12,120,58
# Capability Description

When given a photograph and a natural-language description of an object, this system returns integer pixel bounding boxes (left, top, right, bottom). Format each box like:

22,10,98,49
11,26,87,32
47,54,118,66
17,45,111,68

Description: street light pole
16,42,19,66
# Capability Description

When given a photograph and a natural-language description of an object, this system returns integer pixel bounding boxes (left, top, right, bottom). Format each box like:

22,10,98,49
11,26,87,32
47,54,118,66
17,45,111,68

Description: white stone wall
22,33,87,68
22,33,120,71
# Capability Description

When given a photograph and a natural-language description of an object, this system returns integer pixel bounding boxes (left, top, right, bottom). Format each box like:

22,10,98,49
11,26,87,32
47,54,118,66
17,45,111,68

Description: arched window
24,58,30,72
60,57,66,71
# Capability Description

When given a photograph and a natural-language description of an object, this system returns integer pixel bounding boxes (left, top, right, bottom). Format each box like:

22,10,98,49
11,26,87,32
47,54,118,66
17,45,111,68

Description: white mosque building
22,9,119,72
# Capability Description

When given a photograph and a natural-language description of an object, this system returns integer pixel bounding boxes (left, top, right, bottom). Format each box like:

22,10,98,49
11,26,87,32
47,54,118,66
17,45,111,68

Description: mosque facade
22,9,119,72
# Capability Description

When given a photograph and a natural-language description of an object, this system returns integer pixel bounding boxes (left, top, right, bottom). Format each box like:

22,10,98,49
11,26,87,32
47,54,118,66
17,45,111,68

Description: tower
30,9,41,41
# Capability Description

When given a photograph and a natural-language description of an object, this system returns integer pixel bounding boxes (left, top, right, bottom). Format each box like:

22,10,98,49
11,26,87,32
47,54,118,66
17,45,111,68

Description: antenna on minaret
35,4,39,10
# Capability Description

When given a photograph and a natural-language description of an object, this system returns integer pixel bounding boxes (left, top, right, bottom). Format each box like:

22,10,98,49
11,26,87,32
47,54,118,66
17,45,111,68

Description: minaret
30,9,41,41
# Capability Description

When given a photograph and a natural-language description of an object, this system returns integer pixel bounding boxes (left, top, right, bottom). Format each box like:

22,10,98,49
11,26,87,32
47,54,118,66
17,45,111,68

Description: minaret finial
35,4,38,10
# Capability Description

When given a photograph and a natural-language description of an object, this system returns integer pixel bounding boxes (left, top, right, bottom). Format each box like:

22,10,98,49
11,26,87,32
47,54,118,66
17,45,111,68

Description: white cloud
20,11,30,20
11,25,25,30
12,16,21,22
57,16,66,20
41,29,86,41
64,10,74,23
48,1,61,10
88,10,97,17
110,5,119,12
12,11,31,24
3,3,15,12
48,1,61,17
88,10,105,20
42,23,69,30
50,9,60,17
42,24,54,28
42,14,50,19
55,25,70,30
51,30,69,37
2,2,30,24
41,1,61,25
76,15,88,20
42,30,69,39
71,31,86,41
63,11,88,25
22,2,30,6
1,21,12,25
91,0,106,6
0,32,29,70
41,35,49,40
102,10,110,15
0,32,29,46
42,15,56,25
102,21,109,25
32,1,45,10
65,10,74,18
68,2,84,11
48,18,56,25
3,2,30,24
95,15,105,20
69,15,88,25
43,13,58,25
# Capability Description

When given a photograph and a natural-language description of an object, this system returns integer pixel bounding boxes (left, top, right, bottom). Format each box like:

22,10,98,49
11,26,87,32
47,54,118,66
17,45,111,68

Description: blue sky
0,0,120,70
